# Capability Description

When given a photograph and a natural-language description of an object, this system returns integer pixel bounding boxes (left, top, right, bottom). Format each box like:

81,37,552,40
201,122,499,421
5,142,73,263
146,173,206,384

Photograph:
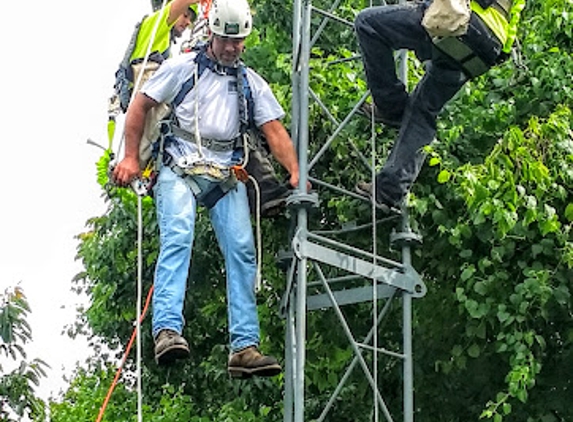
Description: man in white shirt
113,0,300,378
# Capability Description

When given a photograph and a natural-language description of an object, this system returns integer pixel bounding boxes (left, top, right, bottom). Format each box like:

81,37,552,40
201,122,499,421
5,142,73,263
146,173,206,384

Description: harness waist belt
162,154,238,209
171,124,240,152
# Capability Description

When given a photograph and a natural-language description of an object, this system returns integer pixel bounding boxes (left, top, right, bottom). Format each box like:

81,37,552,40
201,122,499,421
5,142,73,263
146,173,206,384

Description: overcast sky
0,0,155,402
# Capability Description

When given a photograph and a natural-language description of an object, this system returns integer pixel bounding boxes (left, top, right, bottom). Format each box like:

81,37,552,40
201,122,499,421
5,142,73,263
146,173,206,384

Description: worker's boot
245,147,291,218
154,329,190,366
358,102,403,129
355,181,402,214
227,346,282,379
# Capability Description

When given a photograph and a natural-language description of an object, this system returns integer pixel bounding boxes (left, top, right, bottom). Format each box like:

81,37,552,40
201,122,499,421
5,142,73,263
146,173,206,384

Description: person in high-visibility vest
354,0,526,212
112,0,300,378
109,0,291,217
110,0,199,115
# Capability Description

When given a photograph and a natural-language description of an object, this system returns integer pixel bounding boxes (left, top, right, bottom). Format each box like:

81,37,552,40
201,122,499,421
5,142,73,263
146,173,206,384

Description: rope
129,3,170,418
370,95,379,422
136,195,144,422
247,173,263,292
94,284,154,422
180,0,212,54
368,5,378,419
116,0,169,156
200,0,212,20
97,3,168,420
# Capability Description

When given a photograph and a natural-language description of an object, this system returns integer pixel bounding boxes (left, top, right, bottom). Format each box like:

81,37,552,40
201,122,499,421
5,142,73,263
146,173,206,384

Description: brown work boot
154,329,190,366
227,346,282,379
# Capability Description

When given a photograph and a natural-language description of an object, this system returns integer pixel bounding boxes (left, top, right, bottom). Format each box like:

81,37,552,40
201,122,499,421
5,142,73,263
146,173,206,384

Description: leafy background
2,0,571,421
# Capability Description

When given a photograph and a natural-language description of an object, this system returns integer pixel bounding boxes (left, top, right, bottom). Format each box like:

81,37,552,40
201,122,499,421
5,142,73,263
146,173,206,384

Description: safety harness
114,16,174,112
156,44,257,208
430,0,514,78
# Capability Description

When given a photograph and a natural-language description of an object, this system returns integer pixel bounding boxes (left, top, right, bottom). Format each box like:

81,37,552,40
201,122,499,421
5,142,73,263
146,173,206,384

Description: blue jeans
355,2,500,205
151,166,260,352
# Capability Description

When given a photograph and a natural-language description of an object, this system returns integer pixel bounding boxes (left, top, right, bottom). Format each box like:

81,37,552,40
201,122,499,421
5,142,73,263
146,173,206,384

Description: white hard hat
209,0,253,38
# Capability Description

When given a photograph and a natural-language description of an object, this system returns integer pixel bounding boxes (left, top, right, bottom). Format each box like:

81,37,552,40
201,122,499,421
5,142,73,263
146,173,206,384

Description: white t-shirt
141,51,285,166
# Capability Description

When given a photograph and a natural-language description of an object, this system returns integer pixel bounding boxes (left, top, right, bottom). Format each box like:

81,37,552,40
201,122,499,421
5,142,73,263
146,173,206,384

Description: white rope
370,96,379,422
136,195,143,422
245,174,263,293
180,11,210,53
117,0,170,156
131,2,170,421
368,1,379,416
193,65,205,159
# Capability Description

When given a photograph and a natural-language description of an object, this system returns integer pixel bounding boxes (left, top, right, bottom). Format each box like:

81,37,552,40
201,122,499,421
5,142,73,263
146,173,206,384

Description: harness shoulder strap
171,48,256,134
173,52,210,107
239,66,256,132
120,17,146,69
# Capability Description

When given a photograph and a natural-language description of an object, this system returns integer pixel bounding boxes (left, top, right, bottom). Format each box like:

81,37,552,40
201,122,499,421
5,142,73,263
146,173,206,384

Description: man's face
173,11,194,38
210,35,246,66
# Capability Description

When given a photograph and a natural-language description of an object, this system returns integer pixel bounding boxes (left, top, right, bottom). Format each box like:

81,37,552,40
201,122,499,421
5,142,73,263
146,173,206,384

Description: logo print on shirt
228,81,238,94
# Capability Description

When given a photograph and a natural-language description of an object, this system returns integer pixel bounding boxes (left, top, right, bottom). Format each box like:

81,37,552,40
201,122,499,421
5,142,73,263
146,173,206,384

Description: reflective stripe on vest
471,1,509,46
471,0,524,52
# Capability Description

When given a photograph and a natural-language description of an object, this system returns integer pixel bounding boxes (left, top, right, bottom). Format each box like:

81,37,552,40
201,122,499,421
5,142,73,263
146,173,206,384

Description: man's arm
260,120,301,189
167,0,200,25
113,93,159,185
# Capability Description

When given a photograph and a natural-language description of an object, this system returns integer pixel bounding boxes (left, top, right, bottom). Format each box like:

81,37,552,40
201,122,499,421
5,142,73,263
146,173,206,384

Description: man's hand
288,172,311,192
261,120,307,190
113,156,141,187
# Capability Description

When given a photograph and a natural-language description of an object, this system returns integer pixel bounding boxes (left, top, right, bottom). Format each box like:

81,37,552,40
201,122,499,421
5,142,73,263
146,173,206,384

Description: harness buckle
185,164,229,180
232,165,249,183
177,153,202,169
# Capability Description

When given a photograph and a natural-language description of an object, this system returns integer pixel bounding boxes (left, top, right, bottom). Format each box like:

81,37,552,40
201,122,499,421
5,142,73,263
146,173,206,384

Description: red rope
201,0,212,20
95,285,154,422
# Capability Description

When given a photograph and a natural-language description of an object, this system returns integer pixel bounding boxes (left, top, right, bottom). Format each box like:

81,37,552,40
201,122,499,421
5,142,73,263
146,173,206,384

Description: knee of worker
223,236,257,270
354,6,398,41
157,230,195,268
412,62,467,116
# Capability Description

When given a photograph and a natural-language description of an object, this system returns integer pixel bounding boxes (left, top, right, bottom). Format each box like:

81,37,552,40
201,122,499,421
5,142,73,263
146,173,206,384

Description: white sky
0,0,154,402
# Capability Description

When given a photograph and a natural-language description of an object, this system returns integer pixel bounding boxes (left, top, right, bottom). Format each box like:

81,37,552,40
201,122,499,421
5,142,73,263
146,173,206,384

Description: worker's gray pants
355,1,501,205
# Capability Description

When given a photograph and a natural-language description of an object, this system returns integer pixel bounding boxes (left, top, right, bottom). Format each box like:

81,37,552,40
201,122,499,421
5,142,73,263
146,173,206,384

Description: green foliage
408,1,573,419
0,287,48,421
60,0,573,420
418,107,573,421
50,360,208,422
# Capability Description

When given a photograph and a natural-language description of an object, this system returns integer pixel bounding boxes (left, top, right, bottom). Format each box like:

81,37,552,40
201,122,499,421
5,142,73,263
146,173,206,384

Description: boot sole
228,363,282,379
260,197,288,218
155,345,190,366
355,185,401,215
357,105,402,129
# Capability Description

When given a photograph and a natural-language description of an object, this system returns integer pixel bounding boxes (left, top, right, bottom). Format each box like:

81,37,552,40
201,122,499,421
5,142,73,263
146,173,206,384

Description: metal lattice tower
282,1,427,421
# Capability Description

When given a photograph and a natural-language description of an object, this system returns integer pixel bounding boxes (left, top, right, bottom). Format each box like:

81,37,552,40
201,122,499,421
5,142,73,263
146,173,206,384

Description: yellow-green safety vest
471,0,526,52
